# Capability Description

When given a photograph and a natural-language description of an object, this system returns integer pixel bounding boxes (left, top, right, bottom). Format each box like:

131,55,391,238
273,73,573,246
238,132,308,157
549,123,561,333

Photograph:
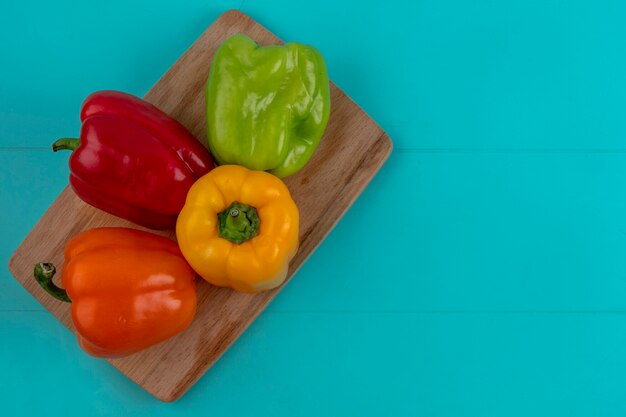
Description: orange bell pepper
33,227,197,358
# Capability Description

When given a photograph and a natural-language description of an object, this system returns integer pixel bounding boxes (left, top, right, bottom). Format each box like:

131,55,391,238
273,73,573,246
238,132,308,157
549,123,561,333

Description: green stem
33,263,71,303
52,138,80,152
217,201,260,244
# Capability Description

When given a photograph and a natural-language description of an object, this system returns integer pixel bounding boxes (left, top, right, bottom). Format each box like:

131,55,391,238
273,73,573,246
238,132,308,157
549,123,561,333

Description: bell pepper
33,228,197,358
53,90,215,230
176,165,299,293
206,34,331,178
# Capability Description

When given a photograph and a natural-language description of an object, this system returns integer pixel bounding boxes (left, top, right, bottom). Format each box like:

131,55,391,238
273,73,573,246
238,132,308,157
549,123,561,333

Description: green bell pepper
205,34,331,178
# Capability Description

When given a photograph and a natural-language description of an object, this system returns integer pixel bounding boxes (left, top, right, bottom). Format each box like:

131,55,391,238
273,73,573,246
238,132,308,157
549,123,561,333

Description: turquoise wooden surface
2,0,626,415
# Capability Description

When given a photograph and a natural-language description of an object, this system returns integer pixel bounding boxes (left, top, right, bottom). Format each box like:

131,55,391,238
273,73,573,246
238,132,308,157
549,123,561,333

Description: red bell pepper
53,91,214,229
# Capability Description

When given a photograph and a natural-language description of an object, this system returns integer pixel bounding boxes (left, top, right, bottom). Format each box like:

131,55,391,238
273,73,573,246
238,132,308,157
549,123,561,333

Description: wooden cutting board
8,10,392,402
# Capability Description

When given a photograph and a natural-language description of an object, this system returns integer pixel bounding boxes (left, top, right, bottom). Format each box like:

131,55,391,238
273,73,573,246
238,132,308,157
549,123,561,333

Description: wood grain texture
8,10,391,402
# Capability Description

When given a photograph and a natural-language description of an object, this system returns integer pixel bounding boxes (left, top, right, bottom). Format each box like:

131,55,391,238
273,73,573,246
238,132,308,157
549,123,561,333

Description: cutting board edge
7,186,69,286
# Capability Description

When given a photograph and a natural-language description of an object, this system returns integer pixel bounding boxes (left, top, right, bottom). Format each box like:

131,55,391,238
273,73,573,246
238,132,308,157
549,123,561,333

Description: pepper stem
33,263,71,303
52,138,80,152
217,202,260,244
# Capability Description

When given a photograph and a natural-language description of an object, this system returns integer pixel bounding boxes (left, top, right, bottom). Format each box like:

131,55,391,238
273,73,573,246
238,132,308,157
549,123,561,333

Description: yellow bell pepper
176,165,299,293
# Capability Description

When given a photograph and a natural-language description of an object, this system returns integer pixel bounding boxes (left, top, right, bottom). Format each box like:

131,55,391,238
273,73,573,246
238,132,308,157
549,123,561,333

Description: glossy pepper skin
176,165,299,293
53,90,215,230
206,34,330,178
33,228,197,358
